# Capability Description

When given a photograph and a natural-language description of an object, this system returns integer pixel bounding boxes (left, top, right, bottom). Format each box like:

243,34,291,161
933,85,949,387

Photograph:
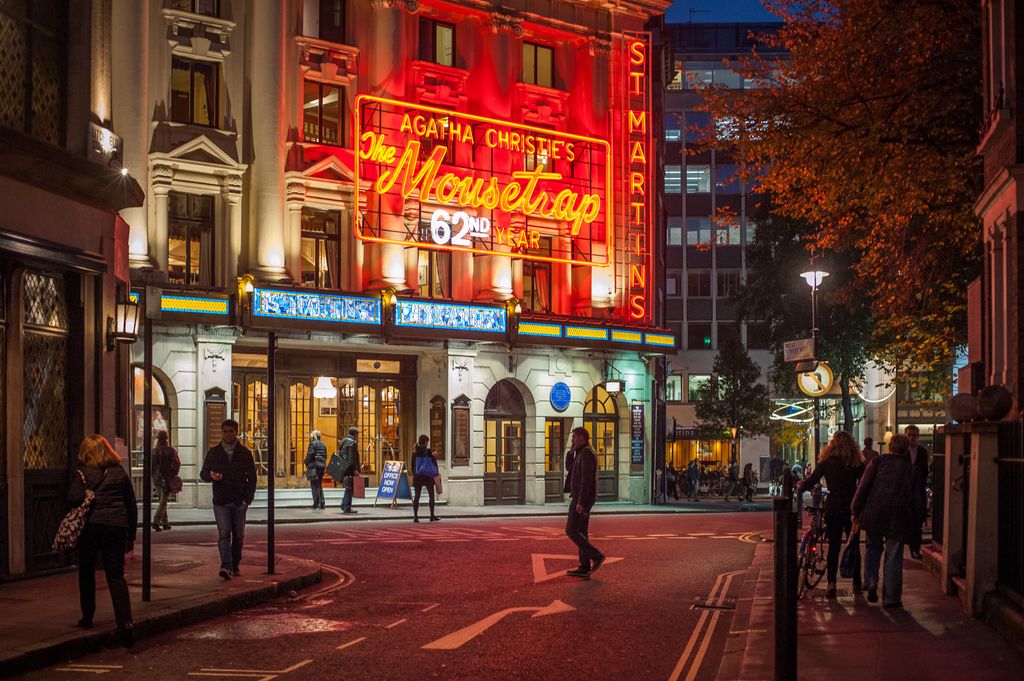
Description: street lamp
800,269,829,464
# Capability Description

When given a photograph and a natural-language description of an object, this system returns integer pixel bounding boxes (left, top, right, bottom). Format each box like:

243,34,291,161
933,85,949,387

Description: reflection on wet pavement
179,612,354,640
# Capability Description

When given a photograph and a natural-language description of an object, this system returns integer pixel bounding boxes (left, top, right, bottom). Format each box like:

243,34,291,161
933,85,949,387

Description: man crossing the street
564,427,605,578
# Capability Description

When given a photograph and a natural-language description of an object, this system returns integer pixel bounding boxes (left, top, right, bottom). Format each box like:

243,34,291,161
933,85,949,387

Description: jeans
413,475,436,518
341,476,353,512
213,502,247,570
154,488,170,527
865,531,904,604
565,504,602,568
825,514,860,586
78,523,133,627
309,467,325,507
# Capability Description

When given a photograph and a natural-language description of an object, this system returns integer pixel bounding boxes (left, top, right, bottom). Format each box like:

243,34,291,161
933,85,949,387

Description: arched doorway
584,385,619,501
484,380,526,505
131,365,174,455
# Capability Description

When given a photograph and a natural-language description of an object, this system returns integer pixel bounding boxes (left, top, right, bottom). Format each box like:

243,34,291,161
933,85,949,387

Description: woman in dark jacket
801,431,865,596
304,430,328,509
68,435,137,647
412,434,441,523
851,433,923,607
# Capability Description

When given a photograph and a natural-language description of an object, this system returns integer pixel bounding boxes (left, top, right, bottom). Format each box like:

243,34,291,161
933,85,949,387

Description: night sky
666,0,778,24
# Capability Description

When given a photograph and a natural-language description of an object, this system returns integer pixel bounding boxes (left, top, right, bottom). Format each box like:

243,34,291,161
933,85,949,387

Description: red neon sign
623,32,653,322
354,95,613,267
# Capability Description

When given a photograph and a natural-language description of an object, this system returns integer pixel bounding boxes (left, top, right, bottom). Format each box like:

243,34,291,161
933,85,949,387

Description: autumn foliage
698,0,981,378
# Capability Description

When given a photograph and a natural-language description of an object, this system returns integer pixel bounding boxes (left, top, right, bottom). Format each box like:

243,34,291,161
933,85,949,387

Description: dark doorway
584,385,619,502
484,380,526,505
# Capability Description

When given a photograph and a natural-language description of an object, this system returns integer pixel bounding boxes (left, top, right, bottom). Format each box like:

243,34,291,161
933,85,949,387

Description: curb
0,561,322,680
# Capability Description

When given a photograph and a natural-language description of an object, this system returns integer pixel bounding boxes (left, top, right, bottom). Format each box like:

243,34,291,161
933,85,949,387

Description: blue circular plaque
550,382,571,412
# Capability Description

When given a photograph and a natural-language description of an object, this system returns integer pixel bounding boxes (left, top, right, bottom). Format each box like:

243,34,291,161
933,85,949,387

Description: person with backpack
304,429,328,510
329,426,360,514
69,435,137,647
152,430,181,531
412,434,441,523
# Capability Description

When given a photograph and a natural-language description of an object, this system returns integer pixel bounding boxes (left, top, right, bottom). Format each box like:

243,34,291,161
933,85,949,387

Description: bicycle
797,486,828,596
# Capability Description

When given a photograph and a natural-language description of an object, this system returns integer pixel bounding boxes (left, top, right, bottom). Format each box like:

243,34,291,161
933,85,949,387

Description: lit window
666,375,683,402
666,270,682,297
667,60,684,90
523,42,554,88
300,207,340,288
168,192,214,286
417,248,451,299
303,81,344,145
664,165,682,194
523,237,552,313
686,165,711,193
715,221,741,246
171,57,219,127
420,19,455,67
168,0,219,16
687,373,712,401
745,218,758,244
667,217,683,246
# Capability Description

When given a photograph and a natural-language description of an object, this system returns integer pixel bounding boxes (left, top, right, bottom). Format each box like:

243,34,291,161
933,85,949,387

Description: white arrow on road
422,600,575,650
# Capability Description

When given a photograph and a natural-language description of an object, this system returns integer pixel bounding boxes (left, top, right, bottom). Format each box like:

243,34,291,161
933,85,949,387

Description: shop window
687,270,711,298
523,42,554,88
666,375,683,403
583,386,618,475
688,323,712,350
522,237,552,313
666,270,681,297
168,192,214,286
171,57,219,127
717,269,741,298
318,0,345,43
667,217,683,246
417,248,451,299
686,164,711,193
303,80,344,145
664,165,681,194
545,418,565,473
131,366,172,454
686,217,712,246
420,19,455,67
169,0,219,16
301,207,340,288
687,373,712,402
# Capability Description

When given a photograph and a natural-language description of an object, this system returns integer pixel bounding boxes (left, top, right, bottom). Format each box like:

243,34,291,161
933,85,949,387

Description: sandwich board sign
374,459,411,508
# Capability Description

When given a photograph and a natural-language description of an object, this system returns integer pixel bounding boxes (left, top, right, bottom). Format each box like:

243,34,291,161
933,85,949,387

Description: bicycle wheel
804,533,826,590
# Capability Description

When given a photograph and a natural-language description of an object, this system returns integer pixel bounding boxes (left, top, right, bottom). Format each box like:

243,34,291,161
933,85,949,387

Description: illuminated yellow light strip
611,330,644,344
161,295,229,315
645,333,676,347
518,322,563,338
564,326,608,341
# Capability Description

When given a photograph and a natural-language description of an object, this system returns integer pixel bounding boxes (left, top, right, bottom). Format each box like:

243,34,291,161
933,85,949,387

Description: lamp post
800,269,829,464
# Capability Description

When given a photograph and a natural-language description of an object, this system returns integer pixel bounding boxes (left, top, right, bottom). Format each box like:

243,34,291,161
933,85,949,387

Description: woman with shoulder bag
304,430,328,510
412,434,441,523
68,435,137,647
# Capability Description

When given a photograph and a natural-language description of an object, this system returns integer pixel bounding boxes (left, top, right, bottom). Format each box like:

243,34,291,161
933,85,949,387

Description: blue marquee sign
253,289,381,325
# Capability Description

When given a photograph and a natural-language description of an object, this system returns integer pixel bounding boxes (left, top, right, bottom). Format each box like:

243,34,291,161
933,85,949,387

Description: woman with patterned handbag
412,434,441,523
67,435,137,647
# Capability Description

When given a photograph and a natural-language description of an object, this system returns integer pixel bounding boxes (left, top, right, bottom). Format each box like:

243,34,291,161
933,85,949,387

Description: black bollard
774,497,798,681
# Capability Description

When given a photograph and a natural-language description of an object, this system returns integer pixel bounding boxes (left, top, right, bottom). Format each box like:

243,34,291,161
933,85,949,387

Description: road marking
420,603,440,613
437,539,471,542
189,659,313,681
385,618,407,629
530,553,625,583
294,563,356,602
604,534,637,538
56,664,124,675
626,537,658,541
423,600,575,650
336,636,366,650
667,569,744,681
648,533,678,537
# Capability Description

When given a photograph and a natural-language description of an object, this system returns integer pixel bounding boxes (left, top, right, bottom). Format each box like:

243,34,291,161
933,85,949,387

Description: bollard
773,497,798,681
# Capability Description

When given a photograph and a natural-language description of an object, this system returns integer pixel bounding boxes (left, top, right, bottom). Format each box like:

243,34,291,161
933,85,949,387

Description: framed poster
630,403,645,466
430,395,446,460
451,394,471,467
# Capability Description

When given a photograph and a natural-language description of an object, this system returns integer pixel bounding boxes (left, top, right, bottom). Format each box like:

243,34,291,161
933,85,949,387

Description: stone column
221,174,244,285
249,0,289,281
150,163,174,276
285,181,307,283
966,424,1000,616
111,0,151,269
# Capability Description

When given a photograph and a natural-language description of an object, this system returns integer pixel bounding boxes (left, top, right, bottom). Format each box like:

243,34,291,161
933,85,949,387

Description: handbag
433,474,443,495
839,523,861,579
52,469,96,552
167,475,183,493
305,466,317,480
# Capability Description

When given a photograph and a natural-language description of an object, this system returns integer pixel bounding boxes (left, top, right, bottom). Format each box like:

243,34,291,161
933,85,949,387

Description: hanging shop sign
630,403,645,465
354,95,612,267
622,31,653,322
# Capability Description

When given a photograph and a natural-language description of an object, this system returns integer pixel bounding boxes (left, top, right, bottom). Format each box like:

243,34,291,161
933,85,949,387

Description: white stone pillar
966,424,1000,616
222,174,243,285
111,0,151,269
151,163,173,275
249,0,289,281
285,181,307,283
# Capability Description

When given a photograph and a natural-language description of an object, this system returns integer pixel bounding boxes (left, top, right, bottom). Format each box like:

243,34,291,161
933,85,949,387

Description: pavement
0,545,322,679
717,539,1024,681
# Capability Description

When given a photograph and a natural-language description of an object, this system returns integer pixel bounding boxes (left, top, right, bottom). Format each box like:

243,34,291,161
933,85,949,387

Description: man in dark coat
564,427,605,577
903,425,930,559
200,419,257,580
338,427,360,514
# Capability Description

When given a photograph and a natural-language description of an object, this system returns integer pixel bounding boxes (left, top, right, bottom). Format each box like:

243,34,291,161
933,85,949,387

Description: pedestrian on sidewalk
564,427,605,578
304,429,328,510
334,426,360,514
801,431,865,597
862,437,879,467
904,425,930,559
152,430,180,531
724,459,741,501
412,434,441,523
200,419,257,580
666,463,680,500
852,433,924,607
742,462,757,502
69,435,136,647
688,458,701,501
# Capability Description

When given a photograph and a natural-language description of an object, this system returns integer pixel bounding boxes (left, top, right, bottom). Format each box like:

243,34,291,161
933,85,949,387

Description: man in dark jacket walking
564,427,605,577
903,425,930,559
338,427,360,514
200,419,257,580
305,430,328,509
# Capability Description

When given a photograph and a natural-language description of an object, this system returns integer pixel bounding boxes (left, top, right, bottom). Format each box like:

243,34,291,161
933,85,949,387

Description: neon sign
623,32,653,322
355,95,612,267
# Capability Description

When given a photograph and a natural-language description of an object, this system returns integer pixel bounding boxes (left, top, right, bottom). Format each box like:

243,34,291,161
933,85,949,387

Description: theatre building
114,0,672,508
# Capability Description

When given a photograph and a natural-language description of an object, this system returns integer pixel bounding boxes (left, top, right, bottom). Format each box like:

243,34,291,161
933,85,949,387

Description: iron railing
997,421,1024,602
